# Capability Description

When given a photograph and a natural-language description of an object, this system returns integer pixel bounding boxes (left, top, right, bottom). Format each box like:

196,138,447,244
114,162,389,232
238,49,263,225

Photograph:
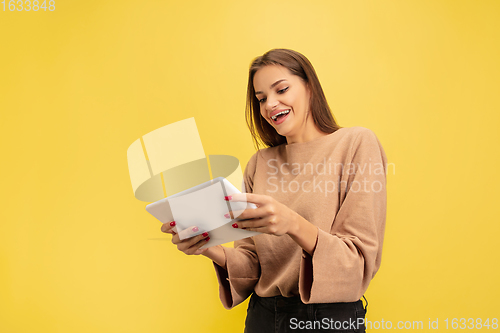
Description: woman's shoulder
339,126,387,162
337,126,377,139
248,143,283,161
335,126,382,148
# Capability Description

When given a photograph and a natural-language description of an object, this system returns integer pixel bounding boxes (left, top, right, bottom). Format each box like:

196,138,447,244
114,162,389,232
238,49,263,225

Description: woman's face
253,65,312,143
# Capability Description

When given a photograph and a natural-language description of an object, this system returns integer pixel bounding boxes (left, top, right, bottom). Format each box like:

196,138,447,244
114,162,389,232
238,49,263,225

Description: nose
266,95,279,111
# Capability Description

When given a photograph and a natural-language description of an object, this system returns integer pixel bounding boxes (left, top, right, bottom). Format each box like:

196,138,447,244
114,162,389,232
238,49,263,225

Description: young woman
161,48,388,333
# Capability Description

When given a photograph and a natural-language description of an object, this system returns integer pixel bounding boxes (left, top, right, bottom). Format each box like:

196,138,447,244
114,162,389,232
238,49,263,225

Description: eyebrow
255,79,287,95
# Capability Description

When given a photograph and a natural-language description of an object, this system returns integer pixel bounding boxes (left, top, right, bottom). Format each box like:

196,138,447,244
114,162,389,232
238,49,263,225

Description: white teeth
271,109,290,120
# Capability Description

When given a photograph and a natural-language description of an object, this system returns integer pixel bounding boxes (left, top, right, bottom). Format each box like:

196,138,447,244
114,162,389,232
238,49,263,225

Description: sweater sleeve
299,128,388,303
212,152,261,309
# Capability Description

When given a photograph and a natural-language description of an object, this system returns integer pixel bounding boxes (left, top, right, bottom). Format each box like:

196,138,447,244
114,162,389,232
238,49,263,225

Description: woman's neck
285,119,328,144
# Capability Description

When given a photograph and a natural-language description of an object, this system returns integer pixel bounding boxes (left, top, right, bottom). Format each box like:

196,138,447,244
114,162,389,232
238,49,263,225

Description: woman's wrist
287,213,318,256
202,244,227,270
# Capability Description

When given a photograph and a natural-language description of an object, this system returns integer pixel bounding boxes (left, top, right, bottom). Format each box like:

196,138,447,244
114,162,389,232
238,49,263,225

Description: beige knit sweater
213,126,388,309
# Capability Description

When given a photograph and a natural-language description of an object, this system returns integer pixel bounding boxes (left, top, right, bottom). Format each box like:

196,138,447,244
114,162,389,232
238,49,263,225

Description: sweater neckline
284,127,346,150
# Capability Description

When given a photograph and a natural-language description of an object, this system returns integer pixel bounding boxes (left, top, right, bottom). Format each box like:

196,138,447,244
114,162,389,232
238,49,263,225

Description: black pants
244,293,367,333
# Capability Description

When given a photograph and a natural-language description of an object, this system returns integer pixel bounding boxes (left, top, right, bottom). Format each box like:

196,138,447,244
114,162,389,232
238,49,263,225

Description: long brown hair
245,48,342,149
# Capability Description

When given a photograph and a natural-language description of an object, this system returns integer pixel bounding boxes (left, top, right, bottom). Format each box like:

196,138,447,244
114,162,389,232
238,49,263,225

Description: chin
276,129,290,137
277,123,293,135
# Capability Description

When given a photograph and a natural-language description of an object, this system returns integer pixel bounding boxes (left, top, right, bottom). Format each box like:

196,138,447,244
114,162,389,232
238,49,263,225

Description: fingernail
192,227,199,232
169,221,176,227
224,196,232,201
232,223,238,228
224,213,230,218
202,232,209,237
205,237,210,242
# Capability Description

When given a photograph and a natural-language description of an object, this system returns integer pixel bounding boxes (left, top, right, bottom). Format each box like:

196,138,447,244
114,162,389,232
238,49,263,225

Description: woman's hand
225,193,300,236
226,193,319,255
160,221,210,255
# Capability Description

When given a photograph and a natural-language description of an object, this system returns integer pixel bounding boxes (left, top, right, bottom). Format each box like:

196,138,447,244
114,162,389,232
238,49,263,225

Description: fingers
224,208,246,220
177,226,201,240
225,193,270,206
236,220,282,235
232,216,271,231
171,227,210,255
171,227,198,244
225,204,273,221
161,222,210,255
181,235,210,255
160,221,177,235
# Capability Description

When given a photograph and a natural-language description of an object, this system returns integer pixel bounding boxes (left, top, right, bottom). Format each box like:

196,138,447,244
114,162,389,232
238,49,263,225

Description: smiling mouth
271,109,290,121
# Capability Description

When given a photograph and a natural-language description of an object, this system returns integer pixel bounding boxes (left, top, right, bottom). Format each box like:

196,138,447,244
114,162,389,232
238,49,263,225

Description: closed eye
278,87,289,94
258,97,266,104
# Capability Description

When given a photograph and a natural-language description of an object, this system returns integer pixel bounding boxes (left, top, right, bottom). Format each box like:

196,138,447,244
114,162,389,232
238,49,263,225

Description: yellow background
1,0,499,332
